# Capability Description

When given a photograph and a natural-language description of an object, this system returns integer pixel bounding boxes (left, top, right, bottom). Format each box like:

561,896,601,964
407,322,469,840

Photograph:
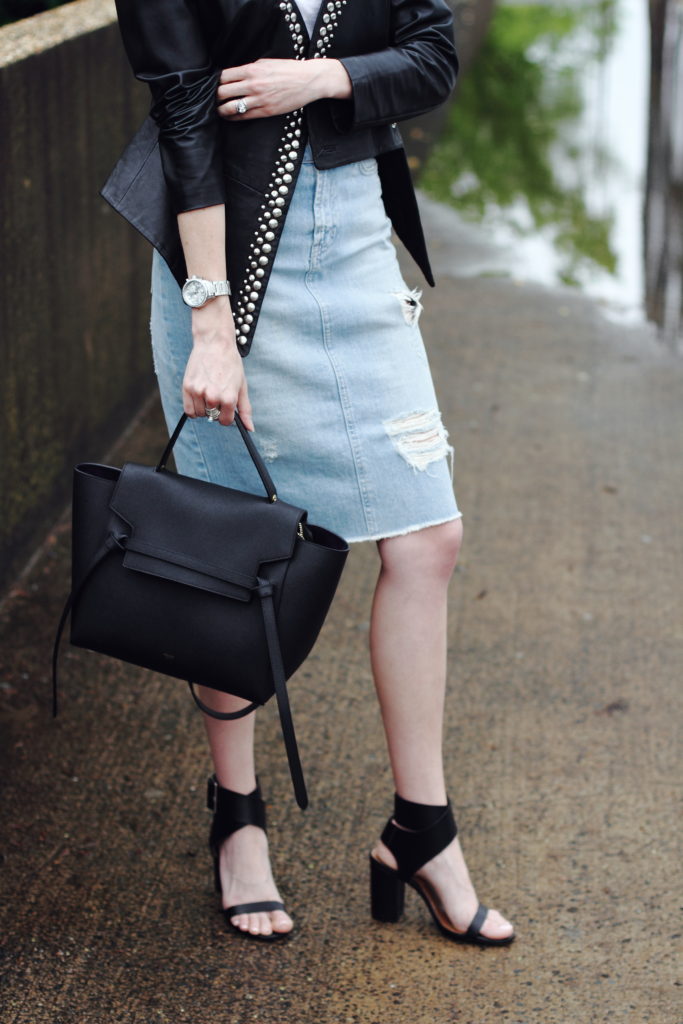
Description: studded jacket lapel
230,0,350,348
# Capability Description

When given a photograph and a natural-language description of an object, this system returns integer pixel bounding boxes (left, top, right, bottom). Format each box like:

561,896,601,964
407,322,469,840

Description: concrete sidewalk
1,199,682,1024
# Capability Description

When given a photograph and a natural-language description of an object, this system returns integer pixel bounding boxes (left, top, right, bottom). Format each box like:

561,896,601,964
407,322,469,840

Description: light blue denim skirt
150,149,461,543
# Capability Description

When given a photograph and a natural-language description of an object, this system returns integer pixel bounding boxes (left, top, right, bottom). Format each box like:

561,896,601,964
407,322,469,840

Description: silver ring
235,98,248,115
205,406,221,421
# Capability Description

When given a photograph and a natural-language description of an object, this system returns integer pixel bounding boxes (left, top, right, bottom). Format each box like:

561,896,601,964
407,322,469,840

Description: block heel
370,854,405,922
371,794,516,946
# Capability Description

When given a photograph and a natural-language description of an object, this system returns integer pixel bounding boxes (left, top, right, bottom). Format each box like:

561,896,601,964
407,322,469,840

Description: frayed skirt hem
344,511,463,545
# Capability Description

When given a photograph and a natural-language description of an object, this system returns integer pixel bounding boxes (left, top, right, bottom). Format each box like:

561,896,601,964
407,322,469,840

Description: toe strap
226,900,285,918
465,902,488,940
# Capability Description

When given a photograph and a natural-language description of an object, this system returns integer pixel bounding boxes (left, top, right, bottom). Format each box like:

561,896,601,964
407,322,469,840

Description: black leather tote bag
53,414,349,808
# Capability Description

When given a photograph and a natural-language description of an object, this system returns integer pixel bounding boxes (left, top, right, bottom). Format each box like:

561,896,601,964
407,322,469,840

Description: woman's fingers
216,67,253,115
237,377,254,432
219,64,252,85
217,97,258,120
215,395,237,427
183,388,205,420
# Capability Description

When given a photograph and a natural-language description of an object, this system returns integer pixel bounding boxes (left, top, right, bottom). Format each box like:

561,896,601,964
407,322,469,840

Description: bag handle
156,413,278,504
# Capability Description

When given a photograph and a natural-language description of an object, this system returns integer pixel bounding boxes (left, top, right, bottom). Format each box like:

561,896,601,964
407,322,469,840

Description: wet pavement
1,195,682,1023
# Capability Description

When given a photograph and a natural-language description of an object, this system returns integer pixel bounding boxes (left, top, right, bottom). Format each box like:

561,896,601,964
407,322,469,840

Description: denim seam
305,168,376,537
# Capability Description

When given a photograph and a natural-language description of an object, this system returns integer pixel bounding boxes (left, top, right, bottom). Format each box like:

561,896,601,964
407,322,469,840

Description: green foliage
421,2,619,282
0,0,72,27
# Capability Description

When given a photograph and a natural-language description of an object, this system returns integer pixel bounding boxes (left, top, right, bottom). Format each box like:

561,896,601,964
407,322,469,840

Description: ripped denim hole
392,287,423,327
384,409,454,476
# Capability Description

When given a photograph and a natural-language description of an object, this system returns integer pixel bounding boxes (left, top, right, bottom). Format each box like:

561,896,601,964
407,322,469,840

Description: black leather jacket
102,0,457,353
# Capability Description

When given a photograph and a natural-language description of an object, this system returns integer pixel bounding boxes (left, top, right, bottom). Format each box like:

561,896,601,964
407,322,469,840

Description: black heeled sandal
370,795,515,946
207,774,291,941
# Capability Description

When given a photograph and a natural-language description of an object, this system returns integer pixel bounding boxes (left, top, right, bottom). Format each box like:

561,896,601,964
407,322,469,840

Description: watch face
182,278,208,307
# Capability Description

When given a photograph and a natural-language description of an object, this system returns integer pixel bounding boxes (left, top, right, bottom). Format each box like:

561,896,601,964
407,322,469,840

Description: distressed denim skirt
150,149,461,543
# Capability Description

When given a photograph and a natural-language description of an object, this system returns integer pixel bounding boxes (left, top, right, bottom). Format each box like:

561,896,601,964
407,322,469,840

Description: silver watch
181,276,231,308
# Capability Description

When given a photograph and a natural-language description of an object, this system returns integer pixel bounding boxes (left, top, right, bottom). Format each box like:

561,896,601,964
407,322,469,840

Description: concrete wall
0,0,152,588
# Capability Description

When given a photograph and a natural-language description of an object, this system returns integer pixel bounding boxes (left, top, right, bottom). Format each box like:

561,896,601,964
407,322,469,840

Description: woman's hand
217,57,351,120
182,296,254,430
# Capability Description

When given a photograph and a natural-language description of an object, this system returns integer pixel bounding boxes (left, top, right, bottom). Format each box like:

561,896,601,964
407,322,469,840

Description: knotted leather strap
256,578,308,810
187,579,309,809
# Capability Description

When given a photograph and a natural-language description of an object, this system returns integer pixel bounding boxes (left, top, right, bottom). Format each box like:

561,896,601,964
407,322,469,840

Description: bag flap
109,462,304,582
121,548,253,602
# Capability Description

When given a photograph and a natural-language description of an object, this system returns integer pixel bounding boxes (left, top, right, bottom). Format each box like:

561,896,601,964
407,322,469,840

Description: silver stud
323,12,330,21
317,39,324,48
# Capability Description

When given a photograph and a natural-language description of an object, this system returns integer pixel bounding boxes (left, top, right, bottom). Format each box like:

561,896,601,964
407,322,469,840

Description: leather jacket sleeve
335,0,458,129
113,0,225,214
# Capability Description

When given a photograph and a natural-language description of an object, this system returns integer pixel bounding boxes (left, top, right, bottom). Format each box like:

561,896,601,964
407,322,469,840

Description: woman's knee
378,517,463,581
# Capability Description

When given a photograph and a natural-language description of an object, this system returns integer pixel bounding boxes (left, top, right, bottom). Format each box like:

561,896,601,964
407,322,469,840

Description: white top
296,0,323,35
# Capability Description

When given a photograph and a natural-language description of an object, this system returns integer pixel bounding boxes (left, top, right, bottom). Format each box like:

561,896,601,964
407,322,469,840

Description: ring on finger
234,98,248,115
205,405,221,422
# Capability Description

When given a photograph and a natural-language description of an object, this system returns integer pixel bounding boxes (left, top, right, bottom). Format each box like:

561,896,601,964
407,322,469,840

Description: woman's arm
334,0,458,129
114,0,225,214
176,206,253,430
114,2,251,428
215,0,456,129
216,58,351,119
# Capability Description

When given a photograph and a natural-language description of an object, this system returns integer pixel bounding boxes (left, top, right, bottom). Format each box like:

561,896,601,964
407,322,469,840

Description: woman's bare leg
198,688,293,937
370,519,514,940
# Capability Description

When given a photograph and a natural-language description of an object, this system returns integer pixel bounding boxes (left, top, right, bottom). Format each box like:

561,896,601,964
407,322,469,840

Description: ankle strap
394,794,450,831
381,800,457,882
207,775,266,847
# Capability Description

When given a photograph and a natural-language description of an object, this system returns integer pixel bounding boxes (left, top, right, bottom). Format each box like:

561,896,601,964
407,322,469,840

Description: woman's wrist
191,296,238,346
311,58,352,101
